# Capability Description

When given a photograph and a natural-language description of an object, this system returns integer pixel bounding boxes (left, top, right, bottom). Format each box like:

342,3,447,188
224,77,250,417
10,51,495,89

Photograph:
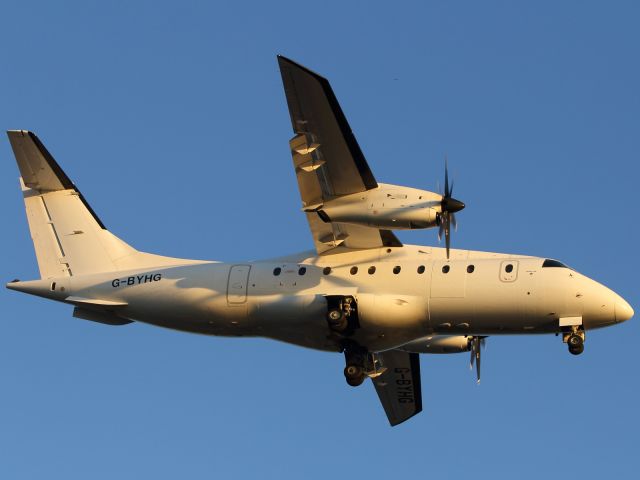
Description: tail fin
8,130,191,279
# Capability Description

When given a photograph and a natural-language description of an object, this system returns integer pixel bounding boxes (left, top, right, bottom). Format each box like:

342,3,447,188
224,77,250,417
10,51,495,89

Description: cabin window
442,265,450,274
368,266,376,275
350,266,358,275
298,267,306,275
273,267,281,276
417,265,425,274
505,264,514,273
50,282,56,291
323,267,332,275
393,266,401,274
467,265,475,273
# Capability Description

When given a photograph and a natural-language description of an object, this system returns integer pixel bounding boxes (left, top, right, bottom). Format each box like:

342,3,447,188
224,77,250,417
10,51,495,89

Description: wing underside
373,350,422,426
278,56,401,254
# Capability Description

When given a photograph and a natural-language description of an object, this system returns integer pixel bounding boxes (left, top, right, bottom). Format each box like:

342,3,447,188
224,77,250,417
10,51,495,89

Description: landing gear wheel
327,308,347,331
344,365,365,387
568,334,584,355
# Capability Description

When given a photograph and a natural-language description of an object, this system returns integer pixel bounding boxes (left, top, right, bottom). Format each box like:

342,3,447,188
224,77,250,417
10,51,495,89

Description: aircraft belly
355,293,428,350
122,286,233,334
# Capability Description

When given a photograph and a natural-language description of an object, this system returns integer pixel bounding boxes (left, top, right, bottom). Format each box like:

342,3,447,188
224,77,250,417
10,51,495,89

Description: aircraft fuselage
9,245,630,353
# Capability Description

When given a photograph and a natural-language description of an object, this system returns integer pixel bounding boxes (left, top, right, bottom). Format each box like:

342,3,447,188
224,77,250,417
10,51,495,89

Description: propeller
469,336,487,384
437,157,465,259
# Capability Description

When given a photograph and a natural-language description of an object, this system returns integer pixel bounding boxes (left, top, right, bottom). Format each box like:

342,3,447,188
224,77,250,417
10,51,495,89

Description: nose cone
615,298,634,323
579,276,630,329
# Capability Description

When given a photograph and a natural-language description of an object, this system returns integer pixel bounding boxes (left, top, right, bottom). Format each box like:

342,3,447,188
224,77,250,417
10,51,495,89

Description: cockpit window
542,259,570,269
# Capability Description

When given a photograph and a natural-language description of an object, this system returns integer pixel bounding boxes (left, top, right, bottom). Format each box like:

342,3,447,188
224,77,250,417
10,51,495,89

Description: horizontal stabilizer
65,296,128,307
73,307,133,326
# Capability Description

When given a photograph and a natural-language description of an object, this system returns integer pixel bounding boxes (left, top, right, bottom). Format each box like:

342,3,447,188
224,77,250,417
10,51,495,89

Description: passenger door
227,265,251,304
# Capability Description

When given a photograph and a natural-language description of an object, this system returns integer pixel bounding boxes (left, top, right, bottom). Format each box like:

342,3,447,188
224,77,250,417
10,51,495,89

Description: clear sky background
1,1,638,478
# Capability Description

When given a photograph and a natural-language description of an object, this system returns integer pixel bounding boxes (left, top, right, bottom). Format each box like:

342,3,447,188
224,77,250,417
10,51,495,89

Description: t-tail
7,130,196,282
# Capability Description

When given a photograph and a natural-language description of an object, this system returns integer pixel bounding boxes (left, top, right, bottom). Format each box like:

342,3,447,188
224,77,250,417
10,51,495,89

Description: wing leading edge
277,56,401,254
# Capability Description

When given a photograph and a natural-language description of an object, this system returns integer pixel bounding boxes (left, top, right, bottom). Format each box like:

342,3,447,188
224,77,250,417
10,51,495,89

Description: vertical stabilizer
8,130,195,279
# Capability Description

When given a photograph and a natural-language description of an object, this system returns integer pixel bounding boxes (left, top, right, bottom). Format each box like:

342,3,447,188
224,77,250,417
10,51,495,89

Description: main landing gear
324,296,381,387
343,343,367,386
562,326,585,355
325,296,356,332
341,341,386,387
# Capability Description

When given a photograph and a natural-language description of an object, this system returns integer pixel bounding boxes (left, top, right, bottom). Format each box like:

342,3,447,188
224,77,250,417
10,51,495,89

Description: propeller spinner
437,158,465,259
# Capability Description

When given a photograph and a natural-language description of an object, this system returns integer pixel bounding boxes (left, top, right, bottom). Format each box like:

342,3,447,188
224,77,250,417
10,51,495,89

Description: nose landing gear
567,333,584,355
562,326,585,355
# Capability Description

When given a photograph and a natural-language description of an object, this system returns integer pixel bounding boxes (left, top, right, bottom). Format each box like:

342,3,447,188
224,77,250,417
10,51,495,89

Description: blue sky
1,1,638,478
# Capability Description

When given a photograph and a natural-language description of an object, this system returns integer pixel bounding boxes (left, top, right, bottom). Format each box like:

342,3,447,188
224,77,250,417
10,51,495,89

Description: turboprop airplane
6,56,634,426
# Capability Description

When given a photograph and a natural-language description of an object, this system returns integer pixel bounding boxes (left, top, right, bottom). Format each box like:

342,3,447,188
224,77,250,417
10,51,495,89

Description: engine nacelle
398,335,471,354
315,183,442,230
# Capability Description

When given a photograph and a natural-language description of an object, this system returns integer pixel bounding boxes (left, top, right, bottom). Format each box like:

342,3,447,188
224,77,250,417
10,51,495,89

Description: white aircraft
7,56,633,426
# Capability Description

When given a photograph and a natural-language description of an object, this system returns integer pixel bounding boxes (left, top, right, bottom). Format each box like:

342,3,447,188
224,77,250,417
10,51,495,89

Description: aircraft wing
372,350,422,426
278,56,402,254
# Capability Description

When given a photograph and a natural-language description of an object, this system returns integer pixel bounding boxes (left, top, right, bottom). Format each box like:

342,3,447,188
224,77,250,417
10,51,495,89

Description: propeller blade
469,340,475,369
468,337,483,383
475,343,481,384
445,219,451,259
439,156,464,259
444,157,450,198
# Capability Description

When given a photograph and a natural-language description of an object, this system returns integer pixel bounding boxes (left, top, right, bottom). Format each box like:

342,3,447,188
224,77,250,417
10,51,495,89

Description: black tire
328,309,343,322
327,308,347,331
346,377,364,387
569,343,584,355
344,365,365,387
